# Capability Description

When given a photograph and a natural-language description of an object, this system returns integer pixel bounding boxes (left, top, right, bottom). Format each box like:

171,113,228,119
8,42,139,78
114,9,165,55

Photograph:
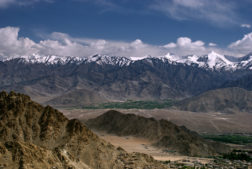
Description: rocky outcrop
0,91,168,169
87,110,230,156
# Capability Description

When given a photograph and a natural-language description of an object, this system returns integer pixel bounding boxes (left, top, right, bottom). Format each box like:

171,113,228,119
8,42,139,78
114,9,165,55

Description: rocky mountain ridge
176,87,252,113
0,53,251,106
86,110,230,157
0,91,168,169
2,51,252,70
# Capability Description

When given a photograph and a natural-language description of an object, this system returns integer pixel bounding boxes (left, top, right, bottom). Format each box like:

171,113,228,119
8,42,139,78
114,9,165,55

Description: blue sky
0,0,252,58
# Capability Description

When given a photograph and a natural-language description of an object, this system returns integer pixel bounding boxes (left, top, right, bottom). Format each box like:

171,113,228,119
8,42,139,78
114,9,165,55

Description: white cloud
0,0,53,8
41,33,213,57
0,27,167,59
0,0,15,8
0,27,38,57
241,24,251,28
164,37,206,56
49,32,167,57
164,42,176,48
151,0,239,26
209,43,217,47
229,32,252,55
0,26,251,60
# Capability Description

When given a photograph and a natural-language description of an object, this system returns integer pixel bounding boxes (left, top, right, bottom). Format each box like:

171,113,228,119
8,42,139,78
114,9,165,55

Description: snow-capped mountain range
1,51,252,70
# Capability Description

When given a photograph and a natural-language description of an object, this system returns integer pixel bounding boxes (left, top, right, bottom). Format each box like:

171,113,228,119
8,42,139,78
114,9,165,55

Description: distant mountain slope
46,88,108,107
0,91,168,169
176,87,252,113
221,74,252,91
2,51,252,70
86,110,230,156
1,56,251,106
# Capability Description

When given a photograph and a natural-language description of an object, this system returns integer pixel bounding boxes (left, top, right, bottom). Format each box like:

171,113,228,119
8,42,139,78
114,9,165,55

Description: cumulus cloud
151,0,239,26
164,37,206,56
0,27,38,57
47,34,167,57
0,27,167,59
0,26,251,59
229,32,252,55
241,24,251,28
209,43,217,47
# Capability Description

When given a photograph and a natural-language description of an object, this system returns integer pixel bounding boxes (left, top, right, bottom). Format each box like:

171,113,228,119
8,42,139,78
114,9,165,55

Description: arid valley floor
61,108,252,134
60,108,252,168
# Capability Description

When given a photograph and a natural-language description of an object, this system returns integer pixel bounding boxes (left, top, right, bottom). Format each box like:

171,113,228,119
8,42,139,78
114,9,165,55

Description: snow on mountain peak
1,51,252,70
206,51,235,69
239,54,252,69
1,54,83,65
159,51,243,70
87,54,132,66
130,56,148,61
164,53,180,62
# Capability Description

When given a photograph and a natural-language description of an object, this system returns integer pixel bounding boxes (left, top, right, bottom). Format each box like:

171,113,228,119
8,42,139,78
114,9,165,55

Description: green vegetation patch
202,134,252,144
82,100,174,109
222,150,252,162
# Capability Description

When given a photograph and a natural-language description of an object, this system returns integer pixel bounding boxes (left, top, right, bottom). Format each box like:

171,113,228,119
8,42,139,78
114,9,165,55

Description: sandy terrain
60,108,252,134
95,131,212,164
59,108,252,166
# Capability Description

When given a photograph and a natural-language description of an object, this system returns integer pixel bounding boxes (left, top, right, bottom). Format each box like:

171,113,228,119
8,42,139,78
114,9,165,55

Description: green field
202,134,252,144
82,100,174,109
